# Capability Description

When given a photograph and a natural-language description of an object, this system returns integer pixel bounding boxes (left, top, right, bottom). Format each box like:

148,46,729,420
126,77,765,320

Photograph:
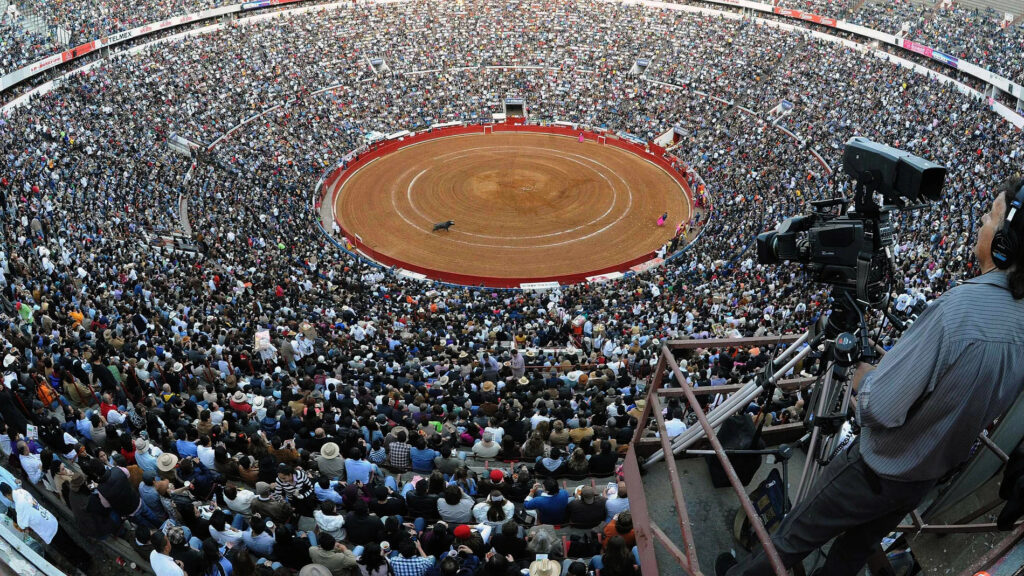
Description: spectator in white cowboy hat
229,391,251,414
135,436,163,475
156,453,179,482
315,441,346,480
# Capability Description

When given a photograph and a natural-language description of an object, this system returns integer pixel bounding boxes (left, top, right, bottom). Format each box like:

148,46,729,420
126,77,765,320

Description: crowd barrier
322,121,695,289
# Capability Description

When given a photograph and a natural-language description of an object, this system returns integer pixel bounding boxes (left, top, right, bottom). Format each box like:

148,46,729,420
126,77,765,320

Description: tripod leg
866,546,896,576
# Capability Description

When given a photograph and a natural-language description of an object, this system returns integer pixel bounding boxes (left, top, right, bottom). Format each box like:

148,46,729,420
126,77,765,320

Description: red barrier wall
324,123,693,288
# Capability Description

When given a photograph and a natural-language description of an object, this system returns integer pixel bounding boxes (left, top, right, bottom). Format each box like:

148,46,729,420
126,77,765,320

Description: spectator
437,485,475,524
524,478,570,525
314,500,346,542
224,485,257,518
472,432,501,460
357,542,391,576
151,530,186,576
592,535,639,576
472,491,515,531
344,500,384,547
308,532,358,576
406,479,440,522
390,539,434,576
251,482,293,525
603,512,635,549
316,442,346,480
567,486,606,529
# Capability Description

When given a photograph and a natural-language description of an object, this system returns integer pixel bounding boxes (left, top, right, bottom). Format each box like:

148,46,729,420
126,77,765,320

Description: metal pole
646,342,817,467
663,348,789,575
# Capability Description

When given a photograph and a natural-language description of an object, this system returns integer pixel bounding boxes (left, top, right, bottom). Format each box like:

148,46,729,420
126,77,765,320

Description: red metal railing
628,339,794,576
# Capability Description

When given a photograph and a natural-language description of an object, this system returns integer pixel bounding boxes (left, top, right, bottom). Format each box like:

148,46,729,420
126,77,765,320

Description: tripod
644,290,876,511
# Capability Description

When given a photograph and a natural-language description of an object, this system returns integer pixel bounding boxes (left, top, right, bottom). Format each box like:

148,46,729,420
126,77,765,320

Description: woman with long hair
230,548,258,576
271,525,311,570
521,431,548,462
199,538,232,576
426,470,446,495
472,490,514,530
357,542,392,576
449,466,477,496
499,435,521,461
565,447,589,476
594,535,639,576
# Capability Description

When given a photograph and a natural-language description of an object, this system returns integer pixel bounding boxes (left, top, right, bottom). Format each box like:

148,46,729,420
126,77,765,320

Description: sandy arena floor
333,131,691,282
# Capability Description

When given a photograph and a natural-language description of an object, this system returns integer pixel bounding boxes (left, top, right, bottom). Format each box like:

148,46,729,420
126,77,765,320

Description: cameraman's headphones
992,182,1024,270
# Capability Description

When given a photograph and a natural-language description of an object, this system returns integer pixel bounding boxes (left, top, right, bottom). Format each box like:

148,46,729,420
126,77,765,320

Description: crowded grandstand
0,0,1023,574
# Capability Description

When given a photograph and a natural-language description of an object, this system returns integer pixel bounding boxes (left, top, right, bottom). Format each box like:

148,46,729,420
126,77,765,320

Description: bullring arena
328,126,693,286
1,0,1024,574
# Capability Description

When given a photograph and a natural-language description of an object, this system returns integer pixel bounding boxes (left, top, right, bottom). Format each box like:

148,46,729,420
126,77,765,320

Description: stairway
850,0,869,15
15,1,54,41
954,0,1022,20
967,526,1024,576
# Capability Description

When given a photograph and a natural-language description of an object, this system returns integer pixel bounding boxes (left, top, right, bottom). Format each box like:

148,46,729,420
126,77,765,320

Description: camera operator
719,177,1024,576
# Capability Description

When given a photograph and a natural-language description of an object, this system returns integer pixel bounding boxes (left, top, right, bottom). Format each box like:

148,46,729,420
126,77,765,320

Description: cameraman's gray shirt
857,271,1024,481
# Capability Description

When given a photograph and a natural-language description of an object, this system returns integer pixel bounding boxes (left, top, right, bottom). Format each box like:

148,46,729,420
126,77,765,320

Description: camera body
757,137,946,328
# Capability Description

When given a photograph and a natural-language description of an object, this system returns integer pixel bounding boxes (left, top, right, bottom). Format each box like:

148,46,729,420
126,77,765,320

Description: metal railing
627,338,795,575
628,336,1024,576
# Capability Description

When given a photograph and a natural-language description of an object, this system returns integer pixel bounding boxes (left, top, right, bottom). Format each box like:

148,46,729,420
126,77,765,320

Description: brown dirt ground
334,132,691,280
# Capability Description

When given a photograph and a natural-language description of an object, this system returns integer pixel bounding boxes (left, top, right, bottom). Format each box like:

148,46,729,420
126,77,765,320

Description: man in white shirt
529,409,551,430
197,437,216,470
106,407,127,427
224,485,257,518
664,411,687,437
3,482,57,544
472,432,500,459
18,442,43,485
150,530,186,576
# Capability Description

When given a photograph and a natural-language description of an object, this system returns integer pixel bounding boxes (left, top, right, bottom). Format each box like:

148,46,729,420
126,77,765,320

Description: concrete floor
910,475,1017,576
643,448,839,575
642,445,1020,575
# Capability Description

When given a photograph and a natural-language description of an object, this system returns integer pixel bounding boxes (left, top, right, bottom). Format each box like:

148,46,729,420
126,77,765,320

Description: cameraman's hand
852,361,875,394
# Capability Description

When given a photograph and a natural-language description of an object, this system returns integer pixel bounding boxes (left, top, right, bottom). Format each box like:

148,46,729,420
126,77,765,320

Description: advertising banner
931,50,959,69
520,282,561,291
772,7,836,27
587,272,624,283
630,258,663,274
901,39,933,58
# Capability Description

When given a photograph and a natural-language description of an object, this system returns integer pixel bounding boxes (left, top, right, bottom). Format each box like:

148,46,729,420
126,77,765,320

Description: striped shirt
857,271,1024,481
273,467,315,502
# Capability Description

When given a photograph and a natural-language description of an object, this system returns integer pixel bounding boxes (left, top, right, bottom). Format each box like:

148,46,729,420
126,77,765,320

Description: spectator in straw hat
529,558,562,576
156,453,179,482
316,442,345,480
134,436,163,475
229,391,251,414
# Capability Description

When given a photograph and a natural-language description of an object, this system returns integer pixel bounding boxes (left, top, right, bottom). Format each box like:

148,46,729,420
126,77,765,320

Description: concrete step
985,536,1024,576
952,0,1021,18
